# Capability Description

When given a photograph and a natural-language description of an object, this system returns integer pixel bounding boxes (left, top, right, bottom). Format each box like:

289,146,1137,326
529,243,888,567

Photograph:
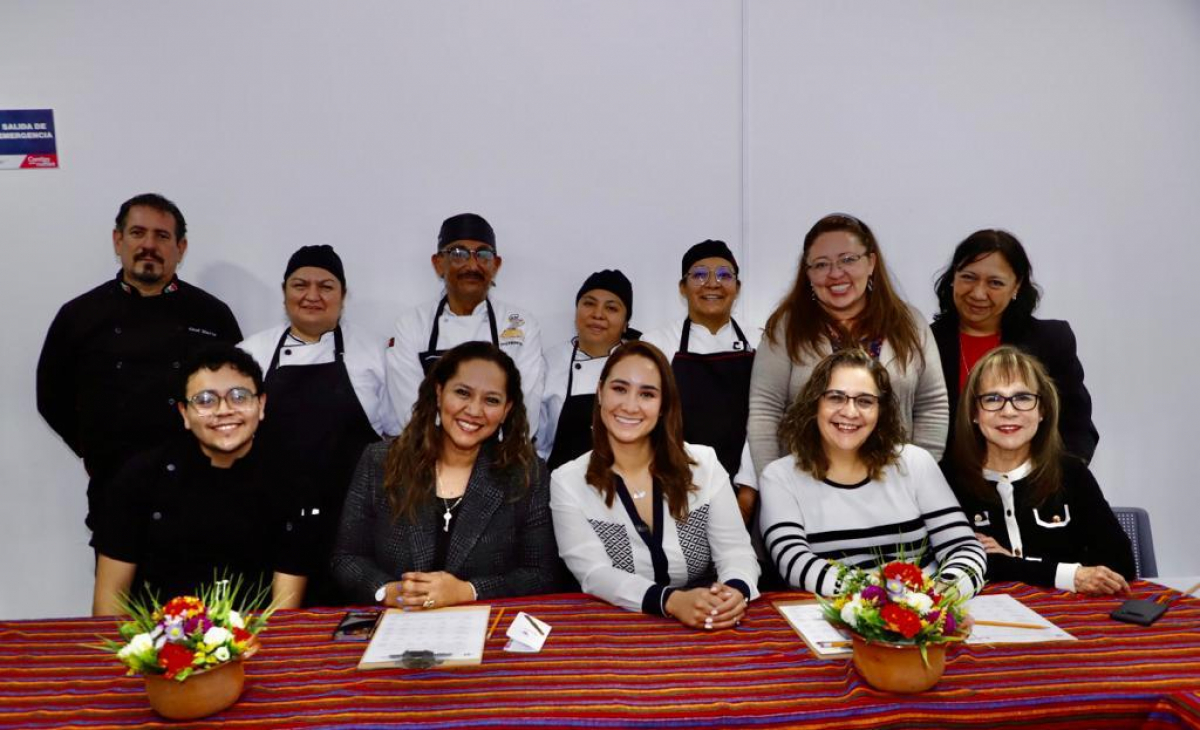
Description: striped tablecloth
2,581,1198,729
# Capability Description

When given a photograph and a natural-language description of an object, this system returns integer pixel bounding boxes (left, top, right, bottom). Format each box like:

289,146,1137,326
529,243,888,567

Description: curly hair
585,340,697,521
948,345,1063,507
777,348,907,481
932,229,1041,335
383,341,535,522
764,213,924,371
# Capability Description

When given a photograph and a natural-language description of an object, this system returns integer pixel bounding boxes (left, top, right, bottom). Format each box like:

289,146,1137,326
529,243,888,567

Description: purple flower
885,578,906,599
184,615,214,635
861,585,887,604
944,612,957,635
928,610,941,624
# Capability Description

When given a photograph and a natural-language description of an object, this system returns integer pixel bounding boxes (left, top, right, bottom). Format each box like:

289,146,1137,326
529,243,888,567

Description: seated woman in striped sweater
759,348,986,598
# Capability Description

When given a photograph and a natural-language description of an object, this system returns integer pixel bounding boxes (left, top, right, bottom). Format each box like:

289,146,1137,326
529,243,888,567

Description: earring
435,409,441,427
1012,293,1018,301
810,286,818,301
867,277,875,293
497,425,504,443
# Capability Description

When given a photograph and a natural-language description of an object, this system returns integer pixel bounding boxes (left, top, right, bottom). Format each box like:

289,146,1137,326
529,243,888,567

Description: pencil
487,608,506,640
975,619,1047,630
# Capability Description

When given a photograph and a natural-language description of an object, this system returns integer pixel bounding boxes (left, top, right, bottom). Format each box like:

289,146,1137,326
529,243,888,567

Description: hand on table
386,571,474,610
1074,565,1130,595
666,583,747,631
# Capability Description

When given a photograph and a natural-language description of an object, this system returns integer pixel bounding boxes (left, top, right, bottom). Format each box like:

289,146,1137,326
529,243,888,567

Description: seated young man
92,346,307,615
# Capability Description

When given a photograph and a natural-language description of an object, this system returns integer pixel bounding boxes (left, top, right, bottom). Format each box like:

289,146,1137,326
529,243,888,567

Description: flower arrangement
820,559,970,657
98,578,275,682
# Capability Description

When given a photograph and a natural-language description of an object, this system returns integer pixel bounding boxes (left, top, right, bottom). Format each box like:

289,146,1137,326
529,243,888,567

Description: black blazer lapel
444,446,506,575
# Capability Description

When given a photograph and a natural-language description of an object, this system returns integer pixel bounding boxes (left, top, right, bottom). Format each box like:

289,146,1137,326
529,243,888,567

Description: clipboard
772,599,853,659
357,605,492,669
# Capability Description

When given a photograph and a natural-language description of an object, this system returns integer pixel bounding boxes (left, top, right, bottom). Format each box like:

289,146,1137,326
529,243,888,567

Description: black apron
670,318,755,482
259,326,380,607
418,296,499,375
546,341,597,471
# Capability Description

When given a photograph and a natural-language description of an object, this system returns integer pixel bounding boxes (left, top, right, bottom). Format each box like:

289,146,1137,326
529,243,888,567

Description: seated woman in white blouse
551,340,760,630
759,348,986,598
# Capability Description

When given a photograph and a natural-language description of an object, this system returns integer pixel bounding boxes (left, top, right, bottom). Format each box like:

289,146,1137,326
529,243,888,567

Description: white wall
1,0,1195,618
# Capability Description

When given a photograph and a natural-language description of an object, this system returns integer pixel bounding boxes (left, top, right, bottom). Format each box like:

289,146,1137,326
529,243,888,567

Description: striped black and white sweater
759,444,985,598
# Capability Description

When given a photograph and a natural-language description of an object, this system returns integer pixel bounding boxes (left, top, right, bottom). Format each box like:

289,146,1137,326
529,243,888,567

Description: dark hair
932,229,1041,333
179,345,264,399
949,346,1063,507
115,193,187,241
383,341,534,522
777,348,906,482
586,340,696,521
764,213,924,370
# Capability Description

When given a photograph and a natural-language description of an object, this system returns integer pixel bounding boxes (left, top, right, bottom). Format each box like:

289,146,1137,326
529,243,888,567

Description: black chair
1112,507,1157,578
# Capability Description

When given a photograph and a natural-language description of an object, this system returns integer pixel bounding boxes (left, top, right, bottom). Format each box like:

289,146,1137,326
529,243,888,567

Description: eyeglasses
977,392,1040,412
821,390,880,410
806,253,869,277
441,245,497,265
686,265,737,286
185,387,259,415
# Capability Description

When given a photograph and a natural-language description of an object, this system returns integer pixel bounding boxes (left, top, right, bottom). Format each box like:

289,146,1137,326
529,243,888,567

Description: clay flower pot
143,659,245,720
851,635,946,694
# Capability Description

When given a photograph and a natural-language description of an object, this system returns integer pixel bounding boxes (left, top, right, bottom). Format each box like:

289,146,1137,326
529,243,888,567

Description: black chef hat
284,245,345,289
438,213,496,250
680,239,738,279
576,269,633,319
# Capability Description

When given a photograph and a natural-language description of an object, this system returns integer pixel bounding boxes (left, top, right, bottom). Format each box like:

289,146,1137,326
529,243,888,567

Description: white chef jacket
385,296,546,433
641,318,758,490
239,321,399,437
536,339,613,460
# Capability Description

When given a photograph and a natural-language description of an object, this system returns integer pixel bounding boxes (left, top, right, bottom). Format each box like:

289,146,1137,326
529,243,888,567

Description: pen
487,608,506,640
975,620,1047,630
524,614,545,636
387,652,453,659
817,640,852,648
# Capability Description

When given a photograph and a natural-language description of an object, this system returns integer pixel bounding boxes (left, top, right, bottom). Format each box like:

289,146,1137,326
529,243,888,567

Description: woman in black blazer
332,341,561,608
945,346,1133,594
931,229,1098,462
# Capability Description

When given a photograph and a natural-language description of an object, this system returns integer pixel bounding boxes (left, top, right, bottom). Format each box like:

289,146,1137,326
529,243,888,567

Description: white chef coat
385,296,546,433
536,339,614,461
641,318,758,490
239,322,399,437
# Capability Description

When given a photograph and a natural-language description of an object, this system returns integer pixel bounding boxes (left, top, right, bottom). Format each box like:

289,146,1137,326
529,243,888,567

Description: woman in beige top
748,213,948,476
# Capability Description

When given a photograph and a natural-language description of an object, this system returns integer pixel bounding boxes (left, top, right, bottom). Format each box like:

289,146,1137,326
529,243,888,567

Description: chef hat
284,245,345,289
576,269,633,319
438,213,496,250
680,239,738,279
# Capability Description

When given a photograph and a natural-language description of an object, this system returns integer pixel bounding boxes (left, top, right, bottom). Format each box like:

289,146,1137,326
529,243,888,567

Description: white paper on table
504,611,551,653
358,606,491,668
775,601,853,657
965,594,1076,644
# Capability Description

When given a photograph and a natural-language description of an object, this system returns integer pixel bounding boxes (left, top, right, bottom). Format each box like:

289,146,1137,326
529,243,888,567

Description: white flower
840,598,863,629
119,633,154,659
227,610,245,630
214,646,231,662
904,592,934,613
203,626,232,649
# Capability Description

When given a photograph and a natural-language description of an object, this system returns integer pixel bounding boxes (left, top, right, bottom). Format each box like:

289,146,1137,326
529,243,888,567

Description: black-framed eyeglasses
805,253,869,277
185,387,259,415
686,265,737,286
441,245,497,265
977,392,1040,412
821,389,880,410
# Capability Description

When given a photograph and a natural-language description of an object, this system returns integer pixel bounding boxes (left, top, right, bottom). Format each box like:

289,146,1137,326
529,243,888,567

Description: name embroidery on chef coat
500,313,526,347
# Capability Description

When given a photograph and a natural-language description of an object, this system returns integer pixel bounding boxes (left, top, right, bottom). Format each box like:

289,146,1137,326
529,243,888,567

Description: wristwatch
374,584,388,603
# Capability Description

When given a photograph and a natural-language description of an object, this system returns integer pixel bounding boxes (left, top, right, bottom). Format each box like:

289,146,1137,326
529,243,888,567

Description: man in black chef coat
36,193,242,544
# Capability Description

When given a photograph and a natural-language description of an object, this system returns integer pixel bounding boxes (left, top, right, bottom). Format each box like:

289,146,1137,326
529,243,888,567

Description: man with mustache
386,213,545,432
37,193,242,549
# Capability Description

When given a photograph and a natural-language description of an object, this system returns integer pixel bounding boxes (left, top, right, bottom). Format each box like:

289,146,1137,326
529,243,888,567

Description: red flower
881,604,922,639
157,642,196,679
162,596,204,620
232,627,252,643
882,562,926,590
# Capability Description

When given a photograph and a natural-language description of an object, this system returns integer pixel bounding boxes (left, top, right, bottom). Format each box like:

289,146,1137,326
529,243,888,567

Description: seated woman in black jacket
332,341,561,608
931,229,1098,462
945,345,1133,594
